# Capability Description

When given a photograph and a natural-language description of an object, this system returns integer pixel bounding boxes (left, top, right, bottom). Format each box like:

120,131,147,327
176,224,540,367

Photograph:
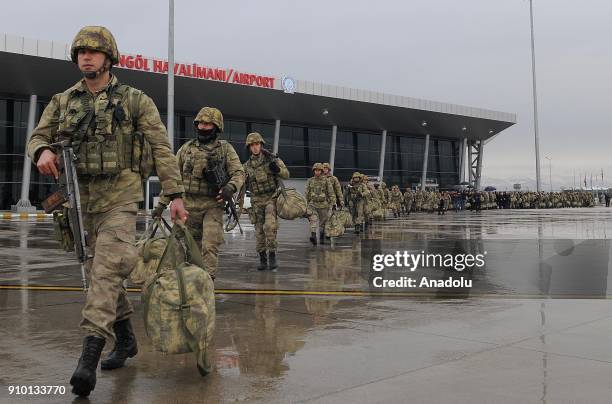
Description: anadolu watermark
370,250,487,289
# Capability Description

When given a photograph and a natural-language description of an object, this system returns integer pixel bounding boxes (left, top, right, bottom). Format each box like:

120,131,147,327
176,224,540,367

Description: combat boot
257,251,268,271
101,318,138,370
268,251,278,271
70,335,105,397
309,232,317,245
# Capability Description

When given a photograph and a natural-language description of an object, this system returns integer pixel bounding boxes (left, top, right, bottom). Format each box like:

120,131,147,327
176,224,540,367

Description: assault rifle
205,157,243,234
41,140,89,292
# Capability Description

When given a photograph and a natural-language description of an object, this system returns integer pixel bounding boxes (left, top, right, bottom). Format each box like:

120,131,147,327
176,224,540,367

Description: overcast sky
3,0,611,187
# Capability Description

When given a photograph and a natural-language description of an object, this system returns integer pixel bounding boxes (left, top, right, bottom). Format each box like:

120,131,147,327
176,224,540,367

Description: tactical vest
56,83,152,178
245,157,278,195
307,178,329,204
181,139,228,196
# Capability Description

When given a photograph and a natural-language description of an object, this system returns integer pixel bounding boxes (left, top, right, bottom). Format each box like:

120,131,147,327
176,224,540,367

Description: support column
329,125,338,173
145,178,151,214
15,94,37,212
377,130,387,181
420,134,430,191
476,141,484,190
468,141,474,186
459,137,467,183
467,139,483,190
272,119,281,154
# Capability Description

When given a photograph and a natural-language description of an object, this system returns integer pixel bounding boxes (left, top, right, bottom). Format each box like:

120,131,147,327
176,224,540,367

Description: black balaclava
196,125,218,144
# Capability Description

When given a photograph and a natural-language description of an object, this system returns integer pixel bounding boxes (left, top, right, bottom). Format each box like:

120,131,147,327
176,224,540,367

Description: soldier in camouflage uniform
414,190,423,212
389,185,403,217
347,172,369,234
156,107,245,278
322,162,344,209
242,132,289,271
305,163,335,244
403,188,414,215
381,182,390,218
27,26,187,397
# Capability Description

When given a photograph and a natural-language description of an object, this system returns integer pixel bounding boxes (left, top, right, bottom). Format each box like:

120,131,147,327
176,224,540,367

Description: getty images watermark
371,251,487,288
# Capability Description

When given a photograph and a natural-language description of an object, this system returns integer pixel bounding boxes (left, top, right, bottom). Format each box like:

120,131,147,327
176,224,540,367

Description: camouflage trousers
350,199,366,225
310,205,331,233
390,202,401,214
81,203,139,342
184,194,224,277
304,206,319,232
249,196,279,252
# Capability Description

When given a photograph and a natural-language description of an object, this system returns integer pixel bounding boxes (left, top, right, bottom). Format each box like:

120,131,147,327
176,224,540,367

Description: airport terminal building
0,34,516,210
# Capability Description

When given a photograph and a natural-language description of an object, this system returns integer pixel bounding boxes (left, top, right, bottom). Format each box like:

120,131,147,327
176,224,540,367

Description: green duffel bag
143,221,215,376
325,210,345,238
336,208,353,228
276,180,308,220
372,208,385,220
129,217,170,286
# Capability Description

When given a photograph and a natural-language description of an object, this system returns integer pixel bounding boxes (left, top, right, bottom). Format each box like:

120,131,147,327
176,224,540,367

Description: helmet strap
81,57,111,80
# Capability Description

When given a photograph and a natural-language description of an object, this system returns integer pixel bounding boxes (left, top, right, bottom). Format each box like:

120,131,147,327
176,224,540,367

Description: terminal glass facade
0,95,462,210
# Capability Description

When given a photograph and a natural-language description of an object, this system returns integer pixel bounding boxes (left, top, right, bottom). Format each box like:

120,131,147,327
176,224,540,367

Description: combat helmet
312,163,324,172
322,162,331,170
245,132,265,147
194,107,224,132
70,26,119,65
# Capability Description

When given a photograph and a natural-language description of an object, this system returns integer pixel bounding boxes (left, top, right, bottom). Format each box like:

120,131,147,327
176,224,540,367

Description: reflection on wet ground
2,208,612,402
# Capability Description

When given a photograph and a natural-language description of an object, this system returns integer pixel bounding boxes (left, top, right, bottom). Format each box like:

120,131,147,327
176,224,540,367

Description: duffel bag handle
173,220,205,269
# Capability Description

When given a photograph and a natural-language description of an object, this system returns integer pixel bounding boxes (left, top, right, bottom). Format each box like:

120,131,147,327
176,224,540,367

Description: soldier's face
323,168,330,175
314,169,322,177
249,143,262,155
77,49,107,74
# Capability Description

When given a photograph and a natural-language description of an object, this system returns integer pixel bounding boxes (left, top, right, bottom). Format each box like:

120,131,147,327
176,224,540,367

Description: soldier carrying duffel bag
142,220,215,376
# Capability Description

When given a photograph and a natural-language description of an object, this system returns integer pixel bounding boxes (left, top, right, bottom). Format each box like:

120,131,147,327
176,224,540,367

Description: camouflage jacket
389,190,403,204
305,175,335,209
348,182,369,201
243,153,289,201
160,138,244,204
326,174,343,205
27,75,184,213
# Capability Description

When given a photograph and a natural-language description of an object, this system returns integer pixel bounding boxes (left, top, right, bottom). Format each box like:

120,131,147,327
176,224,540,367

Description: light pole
529,0,542,192
167,0,175,151
544,156,552,191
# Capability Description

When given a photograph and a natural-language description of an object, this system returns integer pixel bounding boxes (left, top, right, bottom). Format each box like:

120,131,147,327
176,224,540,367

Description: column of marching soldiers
25,26,600,398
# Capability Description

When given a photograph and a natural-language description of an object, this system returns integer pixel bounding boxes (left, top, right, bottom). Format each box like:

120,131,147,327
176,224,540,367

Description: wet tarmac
2,208,612,403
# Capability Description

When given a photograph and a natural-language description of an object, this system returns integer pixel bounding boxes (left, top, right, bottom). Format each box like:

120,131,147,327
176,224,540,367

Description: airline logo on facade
117,54,277,90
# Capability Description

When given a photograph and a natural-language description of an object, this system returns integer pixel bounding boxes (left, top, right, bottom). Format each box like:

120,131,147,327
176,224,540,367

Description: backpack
142,221,215,376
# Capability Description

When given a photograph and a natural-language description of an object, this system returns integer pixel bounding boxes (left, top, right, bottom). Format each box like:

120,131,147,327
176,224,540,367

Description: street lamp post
167,0,175,151
529,0,542,192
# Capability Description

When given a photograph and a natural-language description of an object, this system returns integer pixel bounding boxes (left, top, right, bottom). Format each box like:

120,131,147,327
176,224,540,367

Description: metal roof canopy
0,52,515,140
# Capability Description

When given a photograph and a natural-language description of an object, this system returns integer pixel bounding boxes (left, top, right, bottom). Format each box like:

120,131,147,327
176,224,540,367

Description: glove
152,203,167,218
218,183,236,202
269,161,281,174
